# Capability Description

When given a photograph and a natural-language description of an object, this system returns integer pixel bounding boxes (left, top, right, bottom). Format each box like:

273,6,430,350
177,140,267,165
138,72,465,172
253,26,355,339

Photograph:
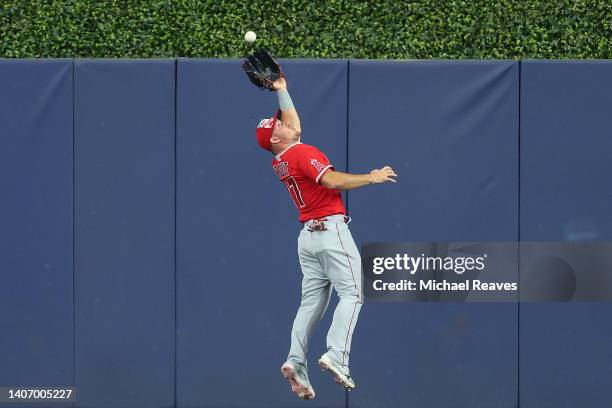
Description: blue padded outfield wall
176,59,348,408
73,60,176,408
1,58,612,408
0,60,74,390
348,61,519,408
519,61,612,408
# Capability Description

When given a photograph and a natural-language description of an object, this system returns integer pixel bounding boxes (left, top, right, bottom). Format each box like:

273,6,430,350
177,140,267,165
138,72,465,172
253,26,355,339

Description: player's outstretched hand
370,166,397,184
273,76,287,91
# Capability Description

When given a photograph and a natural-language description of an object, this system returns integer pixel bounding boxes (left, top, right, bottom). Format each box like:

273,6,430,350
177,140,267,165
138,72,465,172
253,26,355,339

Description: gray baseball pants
287,214,363,370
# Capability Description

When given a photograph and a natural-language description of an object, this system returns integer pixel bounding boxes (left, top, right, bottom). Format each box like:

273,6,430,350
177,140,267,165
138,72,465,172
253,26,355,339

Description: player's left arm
273,77,301,134
298,147,397,190
320,167,397,191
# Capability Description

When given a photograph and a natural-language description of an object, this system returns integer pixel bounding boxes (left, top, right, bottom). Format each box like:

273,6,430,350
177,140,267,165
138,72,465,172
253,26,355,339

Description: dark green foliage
0,0,610,58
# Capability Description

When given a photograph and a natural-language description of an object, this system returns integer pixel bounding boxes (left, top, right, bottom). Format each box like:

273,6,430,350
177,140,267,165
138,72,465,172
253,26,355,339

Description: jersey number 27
284,176,305,208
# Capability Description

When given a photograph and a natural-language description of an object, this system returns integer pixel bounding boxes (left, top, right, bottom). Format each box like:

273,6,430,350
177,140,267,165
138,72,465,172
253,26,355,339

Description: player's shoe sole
281,362,315,400
318,354,356,390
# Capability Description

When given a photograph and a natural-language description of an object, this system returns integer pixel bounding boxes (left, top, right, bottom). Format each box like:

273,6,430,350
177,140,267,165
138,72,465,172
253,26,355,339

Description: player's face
272,120,299,142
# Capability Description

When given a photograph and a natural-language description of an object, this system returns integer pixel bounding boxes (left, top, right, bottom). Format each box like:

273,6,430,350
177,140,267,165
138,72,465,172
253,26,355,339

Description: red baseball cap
256,110,281,151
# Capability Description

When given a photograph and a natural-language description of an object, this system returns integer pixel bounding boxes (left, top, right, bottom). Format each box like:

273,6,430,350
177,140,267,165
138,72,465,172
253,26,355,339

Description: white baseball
244,31,256,43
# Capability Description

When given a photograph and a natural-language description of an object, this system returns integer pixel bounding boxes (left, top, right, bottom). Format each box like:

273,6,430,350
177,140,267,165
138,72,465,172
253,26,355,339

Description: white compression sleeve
277,89,295,111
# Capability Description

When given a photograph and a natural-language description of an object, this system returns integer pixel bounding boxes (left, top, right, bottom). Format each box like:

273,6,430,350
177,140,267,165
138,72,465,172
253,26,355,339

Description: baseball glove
242,48,283,91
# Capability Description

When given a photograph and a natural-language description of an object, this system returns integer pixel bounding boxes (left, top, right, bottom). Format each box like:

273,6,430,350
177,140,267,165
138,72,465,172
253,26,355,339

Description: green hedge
1,0,610,58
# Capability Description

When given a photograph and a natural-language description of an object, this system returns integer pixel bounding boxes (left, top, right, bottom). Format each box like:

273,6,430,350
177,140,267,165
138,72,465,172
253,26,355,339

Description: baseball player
256,77,397,400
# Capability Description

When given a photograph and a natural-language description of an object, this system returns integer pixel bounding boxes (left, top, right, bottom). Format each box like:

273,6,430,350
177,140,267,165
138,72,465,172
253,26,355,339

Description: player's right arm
273,77,301,134
320,166,397,191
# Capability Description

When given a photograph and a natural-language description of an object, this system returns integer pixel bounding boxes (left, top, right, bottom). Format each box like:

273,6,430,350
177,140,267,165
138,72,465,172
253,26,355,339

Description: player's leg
283,230,331,399
319,221,363,388
287,230,332,366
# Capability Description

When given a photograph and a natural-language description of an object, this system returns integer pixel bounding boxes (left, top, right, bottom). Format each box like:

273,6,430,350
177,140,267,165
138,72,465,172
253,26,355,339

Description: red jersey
272,142,346,222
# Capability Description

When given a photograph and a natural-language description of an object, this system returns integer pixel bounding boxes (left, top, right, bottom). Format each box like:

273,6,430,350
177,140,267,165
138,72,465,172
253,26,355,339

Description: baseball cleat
281,361,315,400
318,354,356,390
